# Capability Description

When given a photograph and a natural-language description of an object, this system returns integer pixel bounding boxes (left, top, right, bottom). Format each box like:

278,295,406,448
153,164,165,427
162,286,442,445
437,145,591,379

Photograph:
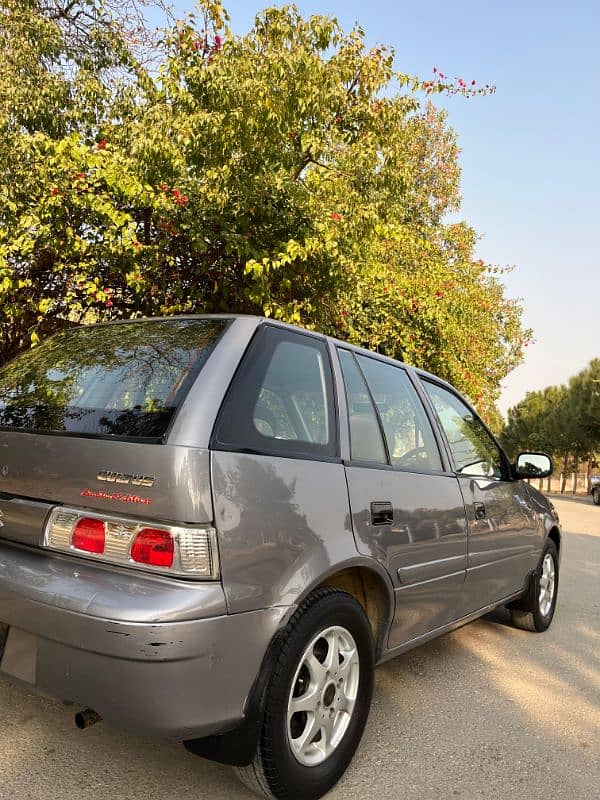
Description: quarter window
213,326,336,459
422,382,503,478
356,356,443,472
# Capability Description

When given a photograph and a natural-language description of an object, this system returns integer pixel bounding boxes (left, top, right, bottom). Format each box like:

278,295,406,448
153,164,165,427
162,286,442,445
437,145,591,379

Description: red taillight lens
72,517,106,554
131,528,174,567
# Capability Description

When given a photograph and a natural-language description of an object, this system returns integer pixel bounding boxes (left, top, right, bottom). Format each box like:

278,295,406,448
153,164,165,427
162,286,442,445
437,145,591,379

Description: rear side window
213,325,337,459
357,356,443,472
338,349,387,464
0,319,227,441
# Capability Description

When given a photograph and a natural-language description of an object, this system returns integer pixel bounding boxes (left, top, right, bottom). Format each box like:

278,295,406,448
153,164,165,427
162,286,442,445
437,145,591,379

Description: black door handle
371,501,393,525
474,501,486,520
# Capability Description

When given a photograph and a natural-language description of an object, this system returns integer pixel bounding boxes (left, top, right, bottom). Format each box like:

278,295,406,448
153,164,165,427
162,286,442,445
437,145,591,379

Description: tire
235,588,375,800
592,488,600,506
510,540,559,632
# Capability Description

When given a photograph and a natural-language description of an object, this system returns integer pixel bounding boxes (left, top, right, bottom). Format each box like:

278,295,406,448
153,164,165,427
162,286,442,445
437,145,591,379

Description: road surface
1,495,598,799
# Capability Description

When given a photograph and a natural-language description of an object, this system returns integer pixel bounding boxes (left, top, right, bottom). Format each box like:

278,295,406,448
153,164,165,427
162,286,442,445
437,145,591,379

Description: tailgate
0,432,213,547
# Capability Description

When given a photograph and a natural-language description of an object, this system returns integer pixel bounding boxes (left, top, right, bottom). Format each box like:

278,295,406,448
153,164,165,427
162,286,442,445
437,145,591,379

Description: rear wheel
235,588,374,800
592,487,600,505
510,540,559,632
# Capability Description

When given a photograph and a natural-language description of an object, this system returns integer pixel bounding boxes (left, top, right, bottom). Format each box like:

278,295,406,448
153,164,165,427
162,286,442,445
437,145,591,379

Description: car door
337,349,469,649
420,379,540,609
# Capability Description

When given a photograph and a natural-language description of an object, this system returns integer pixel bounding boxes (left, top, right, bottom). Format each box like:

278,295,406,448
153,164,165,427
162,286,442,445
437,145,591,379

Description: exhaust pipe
75,708,102,730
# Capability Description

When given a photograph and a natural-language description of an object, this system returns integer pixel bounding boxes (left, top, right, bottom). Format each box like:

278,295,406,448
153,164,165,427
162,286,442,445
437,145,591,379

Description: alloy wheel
286,625,360,767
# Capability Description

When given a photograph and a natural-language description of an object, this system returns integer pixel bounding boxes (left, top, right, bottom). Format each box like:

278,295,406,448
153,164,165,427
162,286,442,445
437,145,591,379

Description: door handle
473,501,486,520
371,501,393,526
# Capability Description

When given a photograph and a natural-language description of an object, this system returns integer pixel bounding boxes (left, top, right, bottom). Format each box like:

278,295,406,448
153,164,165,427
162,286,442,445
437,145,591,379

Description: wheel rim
539,553,556,616
286,625,360,767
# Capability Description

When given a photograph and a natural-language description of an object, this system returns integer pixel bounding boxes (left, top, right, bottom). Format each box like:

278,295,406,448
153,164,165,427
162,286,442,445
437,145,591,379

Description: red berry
330,212,342,221
97,139,106,150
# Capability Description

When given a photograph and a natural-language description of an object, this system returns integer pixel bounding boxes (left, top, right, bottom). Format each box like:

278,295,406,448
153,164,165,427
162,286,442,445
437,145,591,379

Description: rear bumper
0,541,287,740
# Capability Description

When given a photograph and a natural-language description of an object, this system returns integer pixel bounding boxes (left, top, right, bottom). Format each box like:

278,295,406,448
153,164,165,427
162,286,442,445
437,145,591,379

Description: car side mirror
515,452,553,479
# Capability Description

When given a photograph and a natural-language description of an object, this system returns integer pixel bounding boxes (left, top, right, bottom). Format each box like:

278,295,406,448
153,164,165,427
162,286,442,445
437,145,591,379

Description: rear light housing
43,507,219,579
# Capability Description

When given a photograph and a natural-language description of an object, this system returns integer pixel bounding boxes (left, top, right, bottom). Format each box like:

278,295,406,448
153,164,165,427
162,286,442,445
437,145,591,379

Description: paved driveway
1,495,598,799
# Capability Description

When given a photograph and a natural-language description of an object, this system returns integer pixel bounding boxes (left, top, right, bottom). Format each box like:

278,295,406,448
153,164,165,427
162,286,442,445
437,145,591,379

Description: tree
501,362,600,493
569,359,600,447
0,0,529,412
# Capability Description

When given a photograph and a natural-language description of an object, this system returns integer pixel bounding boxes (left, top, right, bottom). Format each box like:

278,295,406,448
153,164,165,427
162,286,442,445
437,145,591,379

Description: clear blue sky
171,0,599,414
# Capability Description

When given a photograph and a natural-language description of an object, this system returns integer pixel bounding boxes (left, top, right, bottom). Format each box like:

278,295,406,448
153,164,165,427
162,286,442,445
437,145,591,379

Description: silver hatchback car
0,316,560,799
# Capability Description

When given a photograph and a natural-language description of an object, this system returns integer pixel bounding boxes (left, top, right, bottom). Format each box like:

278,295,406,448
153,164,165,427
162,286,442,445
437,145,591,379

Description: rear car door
420,379,540,609
337,350,469,649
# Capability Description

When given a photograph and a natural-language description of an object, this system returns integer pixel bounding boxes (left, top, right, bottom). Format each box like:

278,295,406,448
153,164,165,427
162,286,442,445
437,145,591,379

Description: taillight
72,517,106,554
131,528,174,567
43,507,219,579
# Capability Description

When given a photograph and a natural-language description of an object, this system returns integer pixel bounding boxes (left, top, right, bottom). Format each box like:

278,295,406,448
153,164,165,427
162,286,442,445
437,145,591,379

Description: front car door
336,349,469,649
419,379,540,610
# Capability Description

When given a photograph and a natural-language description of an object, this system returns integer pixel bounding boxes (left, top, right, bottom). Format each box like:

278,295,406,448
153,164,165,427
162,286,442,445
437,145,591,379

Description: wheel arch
292,559,395,661
547,525,561,556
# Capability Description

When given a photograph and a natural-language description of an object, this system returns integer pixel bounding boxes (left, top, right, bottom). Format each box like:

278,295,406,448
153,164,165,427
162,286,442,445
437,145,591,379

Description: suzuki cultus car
0,316,561,800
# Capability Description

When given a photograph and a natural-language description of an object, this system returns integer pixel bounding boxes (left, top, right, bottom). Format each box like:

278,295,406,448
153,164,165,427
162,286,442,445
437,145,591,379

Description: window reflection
0,319,227,439
423,382,503,478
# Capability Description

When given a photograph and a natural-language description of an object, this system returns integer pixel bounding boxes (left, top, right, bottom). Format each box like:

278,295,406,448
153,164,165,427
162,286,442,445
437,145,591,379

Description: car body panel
211,450,371,614
0,435,214,532
343,465,469,646
458,475,543,607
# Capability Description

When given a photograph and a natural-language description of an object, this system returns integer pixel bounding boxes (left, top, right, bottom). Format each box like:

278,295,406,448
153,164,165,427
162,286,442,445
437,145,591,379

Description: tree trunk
572,454,579,495
560,452,569,493
587,456,593,492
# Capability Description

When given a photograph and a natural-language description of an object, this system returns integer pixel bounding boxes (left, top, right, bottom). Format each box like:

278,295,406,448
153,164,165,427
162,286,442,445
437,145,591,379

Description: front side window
356,355,443,472
0,318,227,441
213,326,336,459
422,381,503,478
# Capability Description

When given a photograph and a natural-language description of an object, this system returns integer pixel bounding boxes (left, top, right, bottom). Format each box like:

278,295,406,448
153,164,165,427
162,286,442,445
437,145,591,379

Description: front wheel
510,540,559,632
235,588,374,800
592,487,600,505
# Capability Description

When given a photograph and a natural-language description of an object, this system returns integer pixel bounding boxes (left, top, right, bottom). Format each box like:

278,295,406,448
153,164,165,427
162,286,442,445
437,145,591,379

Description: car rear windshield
0,318,228,441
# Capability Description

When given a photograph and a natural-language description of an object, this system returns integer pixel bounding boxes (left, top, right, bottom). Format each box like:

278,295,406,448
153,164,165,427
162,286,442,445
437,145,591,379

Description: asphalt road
1,495,598,800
